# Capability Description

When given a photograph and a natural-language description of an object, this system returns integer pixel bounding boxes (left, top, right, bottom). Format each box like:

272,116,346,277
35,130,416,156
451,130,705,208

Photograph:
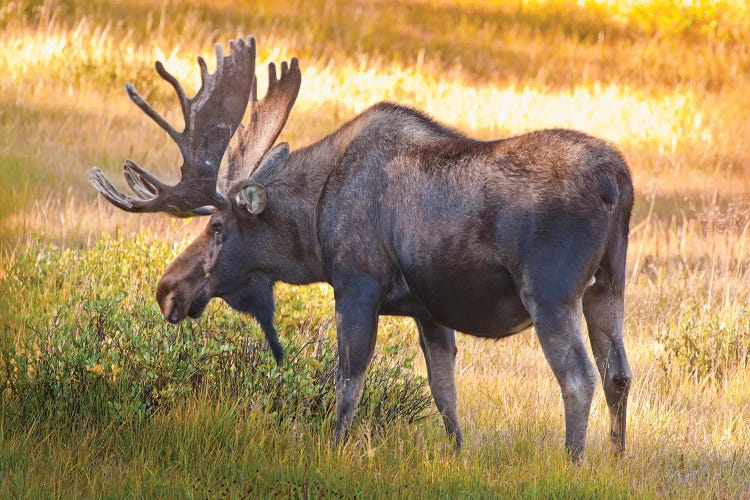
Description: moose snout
156,274,184,324
164,295,181,324
156,268,210,324
157,289,182,324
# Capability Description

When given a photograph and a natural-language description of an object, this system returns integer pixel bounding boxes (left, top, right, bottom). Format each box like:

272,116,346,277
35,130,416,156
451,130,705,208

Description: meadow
1,0,749,496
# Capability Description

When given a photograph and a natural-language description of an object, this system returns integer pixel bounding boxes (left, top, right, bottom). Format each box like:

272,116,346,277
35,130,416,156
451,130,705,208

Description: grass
1,0,749,496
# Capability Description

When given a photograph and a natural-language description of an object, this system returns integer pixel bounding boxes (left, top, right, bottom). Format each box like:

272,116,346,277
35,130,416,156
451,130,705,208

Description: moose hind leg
583,281,632,453
415,317,462,448
526,296,598,461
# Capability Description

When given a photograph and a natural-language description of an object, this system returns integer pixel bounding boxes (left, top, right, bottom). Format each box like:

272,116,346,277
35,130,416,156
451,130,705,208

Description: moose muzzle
156,236,212,323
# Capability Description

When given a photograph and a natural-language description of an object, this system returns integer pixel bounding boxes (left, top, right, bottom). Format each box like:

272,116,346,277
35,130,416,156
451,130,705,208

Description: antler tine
89,167,151,212
197,55,209,88
268,61,278,85
155,61,189,133
123,159,164,198
214,43,225,75
123,172,155,199
125,83,182,144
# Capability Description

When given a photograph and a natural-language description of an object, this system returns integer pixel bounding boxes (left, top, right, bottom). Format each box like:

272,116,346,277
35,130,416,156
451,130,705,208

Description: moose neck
255,111,375,287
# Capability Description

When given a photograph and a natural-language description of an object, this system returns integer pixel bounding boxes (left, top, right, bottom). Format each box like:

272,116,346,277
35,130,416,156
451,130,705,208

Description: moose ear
234,143,289,214
235,183,267,214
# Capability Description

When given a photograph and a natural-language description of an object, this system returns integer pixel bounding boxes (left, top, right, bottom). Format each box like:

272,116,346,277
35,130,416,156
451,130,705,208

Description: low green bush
657,300,750,381
0,232,432,430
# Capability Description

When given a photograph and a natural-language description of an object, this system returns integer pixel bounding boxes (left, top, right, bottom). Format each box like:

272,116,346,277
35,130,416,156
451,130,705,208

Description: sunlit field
1,0,749,496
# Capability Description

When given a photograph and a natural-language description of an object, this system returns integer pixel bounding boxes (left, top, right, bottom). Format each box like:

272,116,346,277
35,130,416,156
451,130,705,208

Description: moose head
90,37,303,363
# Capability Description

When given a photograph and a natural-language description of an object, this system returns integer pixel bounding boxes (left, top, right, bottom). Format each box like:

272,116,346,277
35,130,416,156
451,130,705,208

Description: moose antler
226,57,301,184
90,37,257,217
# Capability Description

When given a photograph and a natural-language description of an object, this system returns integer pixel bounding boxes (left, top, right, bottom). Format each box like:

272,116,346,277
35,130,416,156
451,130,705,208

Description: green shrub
0,232,433,431
657,301,750,381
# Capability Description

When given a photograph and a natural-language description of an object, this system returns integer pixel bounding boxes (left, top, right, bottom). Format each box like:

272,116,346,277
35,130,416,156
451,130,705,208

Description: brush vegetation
1,0,749,497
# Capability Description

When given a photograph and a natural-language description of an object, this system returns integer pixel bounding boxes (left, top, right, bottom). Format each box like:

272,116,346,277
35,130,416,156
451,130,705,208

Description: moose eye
210,221,223,235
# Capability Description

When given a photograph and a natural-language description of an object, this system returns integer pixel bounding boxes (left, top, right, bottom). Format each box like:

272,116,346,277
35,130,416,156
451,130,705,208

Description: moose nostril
168,310,180,324
162,296,181,324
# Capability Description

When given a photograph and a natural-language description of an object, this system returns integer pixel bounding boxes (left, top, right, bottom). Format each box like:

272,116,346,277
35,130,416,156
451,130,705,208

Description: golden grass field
1,0,749,496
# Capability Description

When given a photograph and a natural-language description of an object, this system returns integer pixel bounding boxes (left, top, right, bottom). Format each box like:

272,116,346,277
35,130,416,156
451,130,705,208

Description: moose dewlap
90,36,633,461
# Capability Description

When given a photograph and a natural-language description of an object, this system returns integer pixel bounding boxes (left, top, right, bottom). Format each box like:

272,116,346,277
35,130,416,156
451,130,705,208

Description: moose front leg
332,275,382,444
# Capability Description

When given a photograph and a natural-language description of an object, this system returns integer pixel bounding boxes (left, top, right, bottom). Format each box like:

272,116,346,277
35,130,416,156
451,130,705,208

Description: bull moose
90,37,633,460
